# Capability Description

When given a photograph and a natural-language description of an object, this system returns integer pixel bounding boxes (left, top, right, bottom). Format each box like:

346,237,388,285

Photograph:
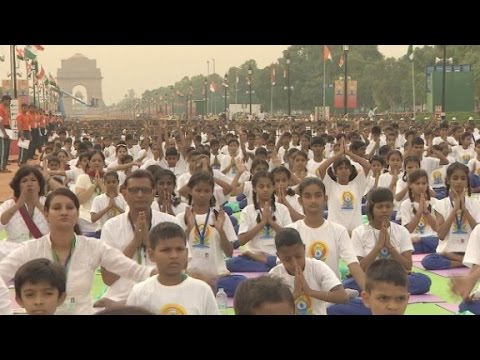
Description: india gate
56,53,104,115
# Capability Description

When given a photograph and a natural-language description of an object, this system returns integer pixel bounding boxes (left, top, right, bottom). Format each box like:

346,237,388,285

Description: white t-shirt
0,234,151,314
90,193,128,231
269,258,341,315
463,225,480,267
323,172,366,232
433,197,480,253
126,275,219,315
400,198,438,237
430,166,447,189
0,276,10,315
238,203,292,256
451,145,475,165
352,222,413,259
177,209,237,277
75,174,101,223
286,219,356,280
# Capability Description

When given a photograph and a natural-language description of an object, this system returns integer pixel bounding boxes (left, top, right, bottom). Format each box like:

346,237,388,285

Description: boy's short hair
233,276,295,315
275,228,303,249
14,258,66,296
149,222,186,249
165,147,179,157
365,259,408,292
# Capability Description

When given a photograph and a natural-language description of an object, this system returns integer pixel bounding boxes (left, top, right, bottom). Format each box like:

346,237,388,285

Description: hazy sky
0,45,415,105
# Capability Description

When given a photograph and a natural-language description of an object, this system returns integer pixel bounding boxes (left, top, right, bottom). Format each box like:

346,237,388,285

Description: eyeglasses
127,187,153,195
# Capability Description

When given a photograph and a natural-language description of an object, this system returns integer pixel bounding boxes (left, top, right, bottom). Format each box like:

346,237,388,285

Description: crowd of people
0,107,480,315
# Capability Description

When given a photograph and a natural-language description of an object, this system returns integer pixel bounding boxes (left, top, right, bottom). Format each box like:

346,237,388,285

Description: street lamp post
343,45,349,116
224,73,228,114
204,78,208,117
441,45,447,121
164,93,168,115
170,86,174,117
248,65,252,115
286,53,291,116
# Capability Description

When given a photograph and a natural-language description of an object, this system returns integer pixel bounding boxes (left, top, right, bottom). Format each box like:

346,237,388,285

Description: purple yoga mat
436,303,458,312
432,267,469,277
414,261,469,277
408,293,445,304
412,254,427,262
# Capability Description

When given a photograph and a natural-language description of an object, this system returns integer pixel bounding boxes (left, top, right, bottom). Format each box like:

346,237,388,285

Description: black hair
10,165,46,199
270,167,296,196
402,155,421,182
274,228,303,249
14,258,66,299
327,157,358,182
233,276,295,315
149,222,187,249
44,188,82,235
366,187,394,222
445,162,471,197
124,169,155,190
298,177,326,196
251,171,276,224
96,306,154,315
104,170,119,182
407,169,431,207
155,169,181,207
186,171,218,216
365,259,408,292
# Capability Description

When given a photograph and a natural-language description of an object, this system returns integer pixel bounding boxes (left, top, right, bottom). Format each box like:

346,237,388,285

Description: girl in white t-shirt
230,159,269,206
151,169,186,216
422,163,480,270
271,166,304,222
90,171,127,237
179,171,245,297
317,138,370,234
400,169,438,254
226,171,292,273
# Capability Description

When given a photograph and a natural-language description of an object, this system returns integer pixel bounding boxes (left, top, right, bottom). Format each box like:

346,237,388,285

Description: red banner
334,80,344,108
347,80,357,109
334,79,357,109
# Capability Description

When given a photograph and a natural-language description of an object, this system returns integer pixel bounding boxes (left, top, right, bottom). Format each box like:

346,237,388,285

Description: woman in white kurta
0,166,49,259
0,188,153,315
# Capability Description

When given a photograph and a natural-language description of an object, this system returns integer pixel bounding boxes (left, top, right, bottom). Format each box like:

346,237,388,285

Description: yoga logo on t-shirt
432,171,442,185
340,191,354,210
452,213,468,234
308,241,328,262
159,303,187,315
416,216,426,234
191,224,212,248
295,294,313,315
462,154,471,165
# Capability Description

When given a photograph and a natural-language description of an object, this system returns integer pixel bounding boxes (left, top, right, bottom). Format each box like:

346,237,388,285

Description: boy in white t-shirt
126,222,219,315
269,228,348,315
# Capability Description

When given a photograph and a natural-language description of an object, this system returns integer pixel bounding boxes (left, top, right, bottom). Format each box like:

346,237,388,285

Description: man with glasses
97,170,182,309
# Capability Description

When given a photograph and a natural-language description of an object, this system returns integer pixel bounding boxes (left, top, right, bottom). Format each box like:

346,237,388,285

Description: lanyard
194,208,211,246
51,236,76,275
128,210,152,264
449,198,464,231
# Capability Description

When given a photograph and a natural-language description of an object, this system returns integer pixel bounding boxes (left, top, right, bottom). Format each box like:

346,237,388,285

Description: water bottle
216,288,228,315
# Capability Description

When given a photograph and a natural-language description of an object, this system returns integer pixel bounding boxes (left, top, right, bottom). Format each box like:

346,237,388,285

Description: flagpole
207,61,210,115
10,45,18,98
323,54,326,120
270,81,274,115
212,58,216,115
411,60,416,119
